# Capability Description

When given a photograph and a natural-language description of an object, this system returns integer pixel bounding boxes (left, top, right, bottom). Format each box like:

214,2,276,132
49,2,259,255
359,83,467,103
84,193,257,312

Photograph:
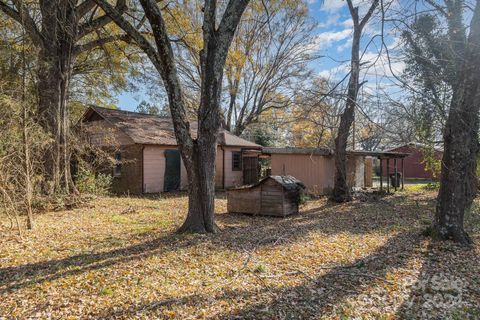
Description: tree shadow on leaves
90,230,425,319
1,192,431,303
395,239,480,319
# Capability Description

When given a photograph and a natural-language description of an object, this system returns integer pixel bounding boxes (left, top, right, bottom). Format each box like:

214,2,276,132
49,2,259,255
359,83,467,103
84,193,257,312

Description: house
79,106,261,194
381,143,443,180
262,147,408,195
227,175,305,217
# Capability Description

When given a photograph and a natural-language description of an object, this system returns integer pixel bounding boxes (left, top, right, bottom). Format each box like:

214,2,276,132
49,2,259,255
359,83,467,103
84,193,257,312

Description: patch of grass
99,287,114,296
253,263,269,274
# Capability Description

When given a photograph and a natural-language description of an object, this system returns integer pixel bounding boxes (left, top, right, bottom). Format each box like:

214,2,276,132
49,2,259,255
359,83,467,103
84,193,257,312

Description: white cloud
341,18,353,28
312,28,352,49
318,13,341,28
336,40,351,53
321,0,345,12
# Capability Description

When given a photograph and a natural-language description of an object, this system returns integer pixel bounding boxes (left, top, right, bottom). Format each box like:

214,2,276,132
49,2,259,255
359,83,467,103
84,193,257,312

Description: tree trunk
332,28,361,203
434,2,480,245
37,1,76,194
177,140,217,233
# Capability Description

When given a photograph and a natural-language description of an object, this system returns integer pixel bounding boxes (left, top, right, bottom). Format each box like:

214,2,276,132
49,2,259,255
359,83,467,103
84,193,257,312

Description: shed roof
268,175,306,191
81,106,261,148
262,147,409,158
262,147,333,156
230,175,305,191
386,142,443,153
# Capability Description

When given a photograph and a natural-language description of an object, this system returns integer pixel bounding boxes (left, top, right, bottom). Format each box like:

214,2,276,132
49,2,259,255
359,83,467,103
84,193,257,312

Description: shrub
75,167,113,195
297,189,311,205
423,182,440,190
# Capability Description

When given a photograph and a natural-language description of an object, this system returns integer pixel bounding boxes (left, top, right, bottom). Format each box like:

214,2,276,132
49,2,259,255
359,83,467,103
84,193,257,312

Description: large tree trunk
331,0,378,202
332,29,360,203
178,140,217,233
434,2,480,245
37,1,76,194
178,24,223,233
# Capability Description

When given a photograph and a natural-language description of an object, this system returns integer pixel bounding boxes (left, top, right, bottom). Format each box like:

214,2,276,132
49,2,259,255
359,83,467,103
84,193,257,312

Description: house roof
386,142,443,153
262,147,409,158
82,106,261,148
262,147,333,156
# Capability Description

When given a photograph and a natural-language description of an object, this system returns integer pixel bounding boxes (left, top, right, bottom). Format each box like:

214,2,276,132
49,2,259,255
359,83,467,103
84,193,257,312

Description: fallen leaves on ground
1,191,479,319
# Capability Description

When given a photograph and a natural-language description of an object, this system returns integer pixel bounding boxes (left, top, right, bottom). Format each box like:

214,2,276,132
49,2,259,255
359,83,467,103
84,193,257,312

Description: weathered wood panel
227,188,261,214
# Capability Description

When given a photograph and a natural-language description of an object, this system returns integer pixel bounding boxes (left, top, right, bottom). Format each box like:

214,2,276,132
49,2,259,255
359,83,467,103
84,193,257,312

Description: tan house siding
143,146,167,193
143,145,245,193
270,154,335,195
223,147,243,188
215,148,224,188
270,153,366,195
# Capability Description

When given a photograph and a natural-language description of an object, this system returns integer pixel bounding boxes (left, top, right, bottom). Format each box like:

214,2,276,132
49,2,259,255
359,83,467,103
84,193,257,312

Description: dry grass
1,191,479,319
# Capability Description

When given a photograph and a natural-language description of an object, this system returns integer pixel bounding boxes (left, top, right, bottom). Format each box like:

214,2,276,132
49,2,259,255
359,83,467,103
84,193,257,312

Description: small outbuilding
227,175,305,217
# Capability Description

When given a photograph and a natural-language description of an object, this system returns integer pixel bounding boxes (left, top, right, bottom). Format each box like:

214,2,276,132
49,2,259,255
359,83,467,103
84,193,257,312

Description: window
113,152,122,177
232,152,242,171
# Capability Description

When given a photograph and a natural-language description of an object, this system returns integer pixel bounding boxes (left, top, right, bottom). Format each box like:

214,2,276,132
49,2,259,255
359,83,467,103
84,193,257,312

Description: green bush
423,182,440,190
297,189,311,205
76,167,113,195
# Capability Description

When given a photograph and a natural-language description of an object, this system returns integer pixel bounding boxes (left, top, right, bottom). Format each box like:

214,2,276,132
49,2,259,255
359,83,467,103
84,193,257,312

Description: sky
116,0,404,111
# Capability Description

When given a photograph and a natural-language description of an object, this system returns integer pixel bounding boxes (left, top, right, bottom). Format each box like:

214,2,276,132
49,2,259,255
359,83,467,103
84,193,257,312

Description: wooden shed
227,175,305,217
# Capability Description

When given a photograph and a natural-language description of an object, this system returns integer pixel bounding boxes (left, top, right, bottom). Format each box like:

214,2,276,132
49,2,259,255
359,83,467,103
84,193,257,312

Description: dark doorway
164,149,181,192
243,156,260,185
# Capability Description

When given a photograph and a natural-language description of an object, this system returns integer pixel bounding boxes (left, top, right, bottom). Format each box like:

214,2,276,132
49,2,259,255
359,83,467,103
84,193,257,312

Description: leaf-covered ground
1,190,479,319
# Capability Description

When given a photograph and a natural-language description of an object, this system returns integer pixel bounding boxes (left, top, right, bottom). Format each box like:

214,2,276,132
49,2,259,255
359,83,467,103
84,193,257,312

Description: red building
381,143,443,180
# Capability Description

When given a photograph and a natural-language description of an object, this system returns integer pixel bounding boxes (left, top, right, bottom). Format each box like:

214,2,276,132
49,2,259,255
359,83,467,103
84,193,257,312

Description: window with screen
232,152,242,171
114,152,122,177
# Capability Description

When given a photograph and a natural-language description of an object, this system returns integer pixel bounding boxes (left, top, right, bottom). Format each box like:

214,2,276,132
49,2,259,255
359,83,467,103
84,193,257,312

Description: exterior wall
270,154,335,195
143,146,167,193
143,145,189,193
82,119,134,147
381,145,443,179
111,144,143,195
227,187,261,215
143,145,243,193
223,147,243,188
215,148,224,188
270,153,366,195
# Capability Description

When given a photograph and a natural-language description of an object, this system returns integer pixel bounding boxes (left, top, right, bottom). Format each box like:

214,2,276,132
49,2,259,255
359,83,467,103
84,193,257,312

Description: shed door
243,156,259,185
164,150,181,192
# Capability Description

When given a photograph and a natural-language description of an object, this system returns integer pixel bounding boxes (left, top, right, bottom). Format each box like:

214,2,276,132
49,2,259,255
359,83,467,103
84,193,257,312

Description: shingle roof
82,106,261,148
268,175,306,191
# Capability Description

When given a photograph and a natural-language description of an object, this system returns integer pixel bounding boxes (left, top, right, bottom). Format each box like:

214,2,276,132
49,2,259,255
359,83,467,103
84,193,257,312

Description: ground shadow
395,240,480,319
90,230,425,319
0,192,433,302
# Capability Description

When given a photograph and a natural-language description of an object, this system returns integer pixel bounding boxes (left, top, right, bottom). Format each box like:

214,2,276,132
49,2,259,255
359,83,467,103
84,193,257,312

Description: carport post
401,158,405,190
387,159,390,193
379,157,383,191
394,158,398,192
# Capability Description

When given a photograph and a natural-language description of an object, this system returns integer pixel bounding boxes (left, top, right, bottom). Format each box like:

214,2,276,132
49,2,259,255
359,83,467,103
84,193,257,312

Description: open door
243,156,260,185
164,149,181,192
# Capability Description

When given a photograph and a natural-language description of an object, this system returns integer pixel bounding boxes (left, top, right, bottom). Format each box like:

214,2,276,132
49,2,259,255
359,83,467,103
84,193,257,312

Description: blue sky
116,0,403,111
